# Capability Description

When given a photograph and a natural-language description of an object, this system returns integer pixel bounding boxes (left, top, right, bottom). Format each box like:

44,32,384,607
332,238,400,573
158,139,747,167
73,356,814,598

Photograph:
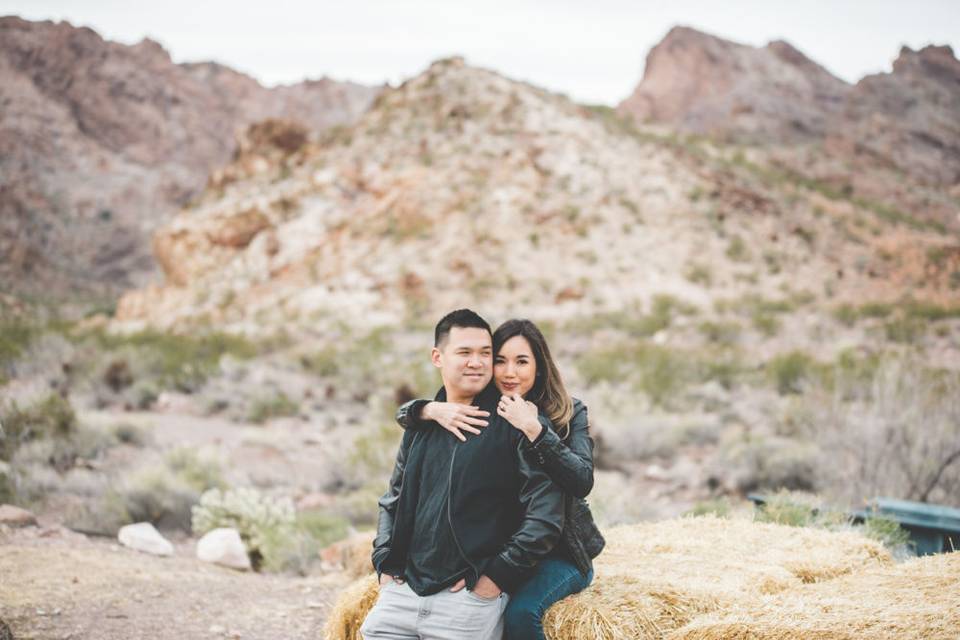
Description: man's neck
445,388,475,405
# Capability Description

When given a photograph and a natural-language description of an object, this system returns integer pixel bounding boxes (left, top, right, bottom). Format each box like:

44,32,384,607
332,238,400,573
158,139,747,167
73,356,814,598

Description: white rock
117,522,174,557
196,528,251,571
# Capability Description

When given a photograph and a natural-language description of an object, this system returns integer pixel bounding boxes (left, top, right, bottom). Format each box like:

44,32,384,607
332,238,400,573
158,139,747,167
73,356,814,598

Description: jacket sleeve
483,435,565,593
395,399,432,430
371,429,415,576
524,399,595,498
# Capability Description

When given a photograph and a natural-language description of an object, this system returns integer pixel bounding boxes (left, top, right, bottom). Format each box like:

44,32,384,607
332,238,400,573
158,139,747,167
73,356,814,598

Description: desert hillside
2,20,959,640
0,16,379,303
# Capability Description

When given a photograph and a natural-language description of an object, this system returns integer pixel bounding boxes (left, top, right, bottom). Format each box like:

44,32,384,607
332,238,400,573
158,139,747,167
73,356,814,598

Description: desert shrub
119,467,200,531
686,498,732,518
0,461,14,503
883,316,925,343
698,321,741,346
192,487,296,569
721,435,820,494
861,513,913,552
110,422,149,446
753,491,825,527
579,342,693,407
98,448,225,533
796,358,960,507
259,511,352,574
751,310,782,337
247,391,299,424
0,321,39,383
78,328,258,393
0,393,77,461
566,296,696,339
767,351,819,395
165,447,226,492
725,235,751,262
685,263,713,286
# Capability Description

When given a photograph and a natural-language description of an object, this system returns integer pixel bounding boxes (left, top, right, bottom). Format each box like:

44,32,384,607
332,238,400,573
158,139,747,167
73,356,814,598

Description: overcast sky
3,0,958,104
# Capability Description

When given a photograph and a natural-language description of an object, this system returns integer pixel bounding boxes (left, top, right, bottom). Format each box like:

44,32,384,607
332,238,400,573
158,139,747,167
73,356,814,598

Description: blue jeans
503,557,594,640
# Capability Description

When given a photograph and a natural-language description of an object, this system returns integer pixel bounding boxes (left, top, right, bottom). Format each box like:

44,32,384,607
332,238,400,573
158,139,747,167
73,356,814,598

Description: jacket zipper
447,443,480,584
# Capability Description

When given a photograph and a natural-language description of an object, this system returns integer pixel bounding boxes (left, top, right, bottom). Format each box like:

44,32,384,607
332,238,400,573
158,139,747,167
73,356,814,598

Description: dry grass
540,517,889,639
670,551,960,640
322,516,890,640
323,574,379,640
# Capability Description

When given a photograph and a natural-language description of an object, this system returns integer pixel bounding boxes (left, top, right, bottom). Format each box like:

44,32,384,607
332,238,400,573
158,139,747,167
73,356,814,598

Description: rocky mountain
113,56,955,342
618,26,850,143
618,27,960,232
0,16,379,304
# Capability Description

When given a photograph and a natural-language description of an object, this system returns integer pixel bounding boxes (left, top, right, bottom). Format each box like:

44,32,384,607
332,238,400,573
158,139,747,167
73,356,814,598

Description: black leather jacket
374,386,564,594
397,395,605,576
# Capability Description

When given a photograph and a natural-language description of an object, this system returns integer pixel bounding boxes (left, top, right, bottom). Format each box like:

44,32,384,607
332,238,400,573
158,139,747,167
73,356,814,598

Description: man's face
432,327,493,400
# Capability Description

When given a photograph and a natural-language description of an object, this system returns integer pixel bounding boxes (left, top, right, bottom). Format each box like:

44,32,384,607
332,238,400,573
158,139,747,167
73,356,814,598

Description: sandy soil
0,524,349,640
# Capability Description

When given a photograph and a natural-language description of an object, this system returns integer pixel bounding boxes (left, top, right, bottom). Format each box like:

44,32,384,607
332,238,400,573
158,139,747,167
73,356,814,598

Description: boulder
0,504,38,528
196,528,251,571
117,522,174,556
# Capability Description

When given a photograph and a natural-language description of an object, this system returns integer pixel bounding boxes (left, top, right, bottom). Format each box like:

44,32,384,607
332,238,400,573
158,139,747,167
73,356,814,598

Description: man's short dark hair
434,309,492,347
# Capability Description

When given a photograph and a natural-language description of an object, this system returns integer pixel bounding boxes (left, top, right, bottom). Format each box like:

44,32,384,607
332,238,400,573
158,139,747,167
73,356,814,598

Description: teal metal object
748,494,960,556
853,498,960,556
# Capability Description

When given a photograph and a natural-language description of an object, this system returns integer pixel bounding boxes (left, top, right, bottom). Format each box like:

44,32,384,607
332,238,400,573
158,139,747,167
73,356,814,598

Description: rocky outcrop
0,16,379,303
827,45,960,187
113,56,945,333
617,26,960,231
618,26,850,142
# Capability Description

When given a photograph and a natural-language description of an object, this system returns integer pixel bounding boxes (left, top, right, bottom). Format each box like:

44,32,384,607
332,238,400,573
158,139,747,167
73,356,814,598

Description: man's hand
422,402,490,442
471,575,502,599
379,573,403,586
497,395,542,442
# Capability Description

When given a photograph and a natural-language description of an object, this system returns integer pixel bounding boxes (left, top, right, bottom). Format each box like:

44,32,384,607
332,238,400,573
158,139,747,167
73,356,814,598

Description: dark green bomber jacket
396,394,605,576
373,385,565,594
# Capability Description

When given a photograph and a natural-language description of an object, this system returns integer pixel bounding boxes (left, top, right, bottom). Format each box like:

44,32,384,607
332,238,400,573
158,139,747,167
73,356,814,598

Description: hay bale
323,516,890,640
542,516,889,640
669,551,960,640
322,573,379,640
320,531,376,578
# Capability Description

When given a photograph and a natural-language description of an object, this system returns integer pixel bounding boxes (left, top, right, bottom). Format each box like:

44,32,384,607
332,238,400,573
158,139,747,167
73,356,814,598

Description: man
361,309,565,639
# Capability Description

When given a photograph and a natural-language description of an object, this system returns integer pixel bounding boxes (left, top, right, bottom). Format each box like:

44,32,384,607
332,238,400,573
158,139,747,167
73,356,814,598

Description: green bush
0,321,38,383
192,487,296,570
884,316,925,344
753,491,822,527
80,328,258,393
118,467,200,531
247,392,299,424
686,498,732,518
699,321,741,346
861,514,913,552
0,393,77,461
259,511,351,574
725,235,751,262
768,351,818,395
165,447,226,493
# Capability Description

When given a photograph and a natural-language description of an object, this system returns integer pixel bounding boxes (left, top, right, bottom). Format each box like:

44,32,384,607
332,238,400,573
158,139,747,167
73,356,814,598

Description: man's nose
467,354,483,367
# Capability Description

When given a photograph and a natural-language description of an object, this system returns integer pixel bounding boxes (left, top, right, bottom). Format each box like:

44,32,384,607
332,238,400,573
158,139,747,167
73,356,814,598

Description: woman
395,319,604,640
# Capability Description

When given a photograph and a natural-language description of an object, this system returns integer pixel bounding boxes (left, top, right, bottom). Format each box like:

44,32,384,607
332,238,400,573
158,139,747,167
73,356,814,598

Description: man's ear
431,347,442,369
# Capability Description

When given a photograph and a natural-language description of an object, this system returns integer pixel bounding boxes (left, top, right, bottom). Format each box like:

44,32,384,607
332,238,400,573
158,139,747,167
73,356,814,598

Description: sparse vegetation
247,391,300,424
768,351,819,395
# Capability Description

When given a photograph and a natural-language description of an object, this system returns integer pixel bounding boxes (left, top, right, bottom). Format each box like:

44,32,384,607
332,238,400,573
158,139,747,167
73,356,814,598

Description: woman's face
494,335,537,397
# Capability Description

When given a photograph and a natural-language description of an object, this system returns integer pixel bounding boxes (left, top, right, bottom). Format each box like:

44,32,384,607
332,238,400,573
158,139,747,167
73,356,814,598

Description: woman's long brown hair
492,319,574,439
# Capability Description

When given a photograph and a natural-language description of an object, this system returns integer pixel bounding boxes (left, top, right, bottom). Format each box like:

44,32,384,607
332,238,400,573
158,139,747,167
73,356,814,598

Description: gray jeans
360,580,509,640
